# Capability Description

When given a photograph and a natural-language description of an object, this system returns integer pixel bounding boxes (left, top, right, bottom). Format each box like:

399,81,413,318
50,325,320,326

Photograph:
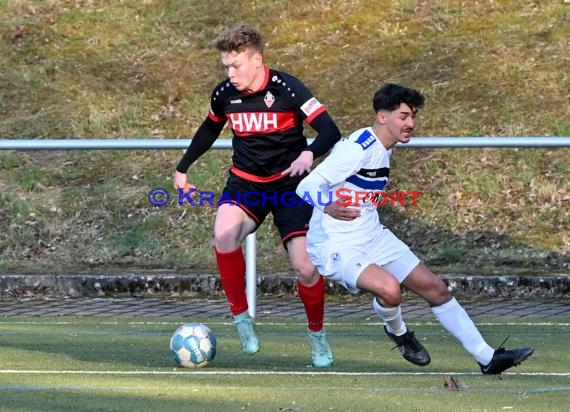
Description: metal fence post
245,234,257,318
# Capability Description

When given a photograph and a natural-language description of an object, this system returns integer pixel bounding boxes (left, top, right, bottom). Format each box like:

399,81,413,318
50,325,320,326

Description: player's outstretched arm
174,117,225,190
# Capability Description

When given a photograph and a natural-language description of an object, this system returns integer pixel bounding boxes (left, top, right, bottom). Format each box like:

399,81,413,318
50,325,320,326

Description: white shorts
308,226,420,294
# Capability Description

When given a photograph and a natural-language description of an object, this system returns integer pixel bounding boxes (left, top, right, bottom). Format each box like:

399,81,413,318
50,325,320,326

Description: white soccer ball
170,322,217,368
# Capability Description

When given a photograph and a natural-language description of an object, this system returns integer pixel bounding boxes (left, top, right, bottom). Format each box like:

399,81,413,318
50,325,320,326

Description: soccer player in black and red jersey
174,25,340,367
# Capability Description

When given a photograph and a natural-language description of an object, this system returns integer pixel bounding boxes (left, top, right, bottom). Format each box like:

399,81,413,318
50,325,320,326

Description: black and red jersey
176,65,340,180
209,66,329,181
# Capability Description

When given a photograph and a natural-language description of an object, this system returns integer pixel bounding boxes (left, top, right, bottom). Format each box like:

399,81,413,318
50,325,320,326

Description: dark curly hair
372,83,425,112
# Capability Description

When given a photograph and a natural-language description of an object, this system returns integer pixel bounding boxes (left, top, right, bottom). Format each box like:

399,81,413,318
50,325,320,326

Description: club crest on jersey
264,91,275,108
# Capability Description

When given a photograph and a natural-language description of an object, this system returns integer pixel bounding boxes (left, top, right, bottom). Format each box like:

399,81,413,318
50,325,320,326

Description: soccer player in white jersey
296,83,534,375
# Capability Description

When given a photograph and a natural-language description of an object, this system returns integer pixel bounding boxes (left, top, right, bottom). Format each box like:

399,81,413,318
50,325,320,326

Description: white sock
431,297,495,365
373,298,407,336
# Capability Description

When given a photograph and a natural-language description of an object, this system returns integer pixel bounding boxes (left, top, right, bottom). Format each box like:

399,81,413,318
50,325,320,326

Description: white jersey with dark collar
296,127,391,248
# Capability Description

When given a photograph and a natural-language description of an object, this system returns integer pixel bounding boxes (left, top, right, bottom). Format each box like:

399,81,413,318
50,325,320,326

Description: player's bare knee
293,261,318,284
385,293,401,307
381,283,402,307
213,232,240,251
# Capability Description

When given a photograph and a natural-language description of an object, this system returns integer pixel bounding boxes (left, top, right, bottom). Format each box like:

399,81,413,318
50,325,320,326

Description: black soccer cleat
384,326,431,366
479,346,534,375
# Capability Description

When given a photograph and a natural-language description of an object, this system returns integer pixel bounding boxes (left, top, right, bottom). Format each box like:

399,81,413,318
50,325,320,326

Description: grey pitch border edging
0,273,568,298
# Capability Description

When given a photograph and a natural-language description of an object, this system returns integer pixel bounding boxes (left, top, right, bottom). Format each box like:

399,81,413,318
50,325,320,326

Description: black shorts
219,173,313,244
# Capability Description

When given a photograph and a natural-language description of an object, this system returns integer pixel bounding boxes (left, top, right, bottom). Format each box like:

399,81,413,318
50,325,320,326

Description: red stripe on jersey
230,166,288,183
208,107,225,123
228,111,297,136
305,105,327,124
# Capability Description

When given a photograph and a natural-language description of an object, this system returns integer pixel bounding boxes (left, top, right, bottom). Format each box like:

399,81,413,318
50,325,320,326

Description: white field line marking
0,370,569,377
1,385,569,395
0,385,568,394
1,321,569,327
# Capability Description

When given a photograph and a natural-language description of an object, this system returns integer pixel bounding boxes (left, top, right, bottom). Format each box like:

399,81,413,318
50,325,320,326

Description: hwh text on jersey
229,112,278,133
